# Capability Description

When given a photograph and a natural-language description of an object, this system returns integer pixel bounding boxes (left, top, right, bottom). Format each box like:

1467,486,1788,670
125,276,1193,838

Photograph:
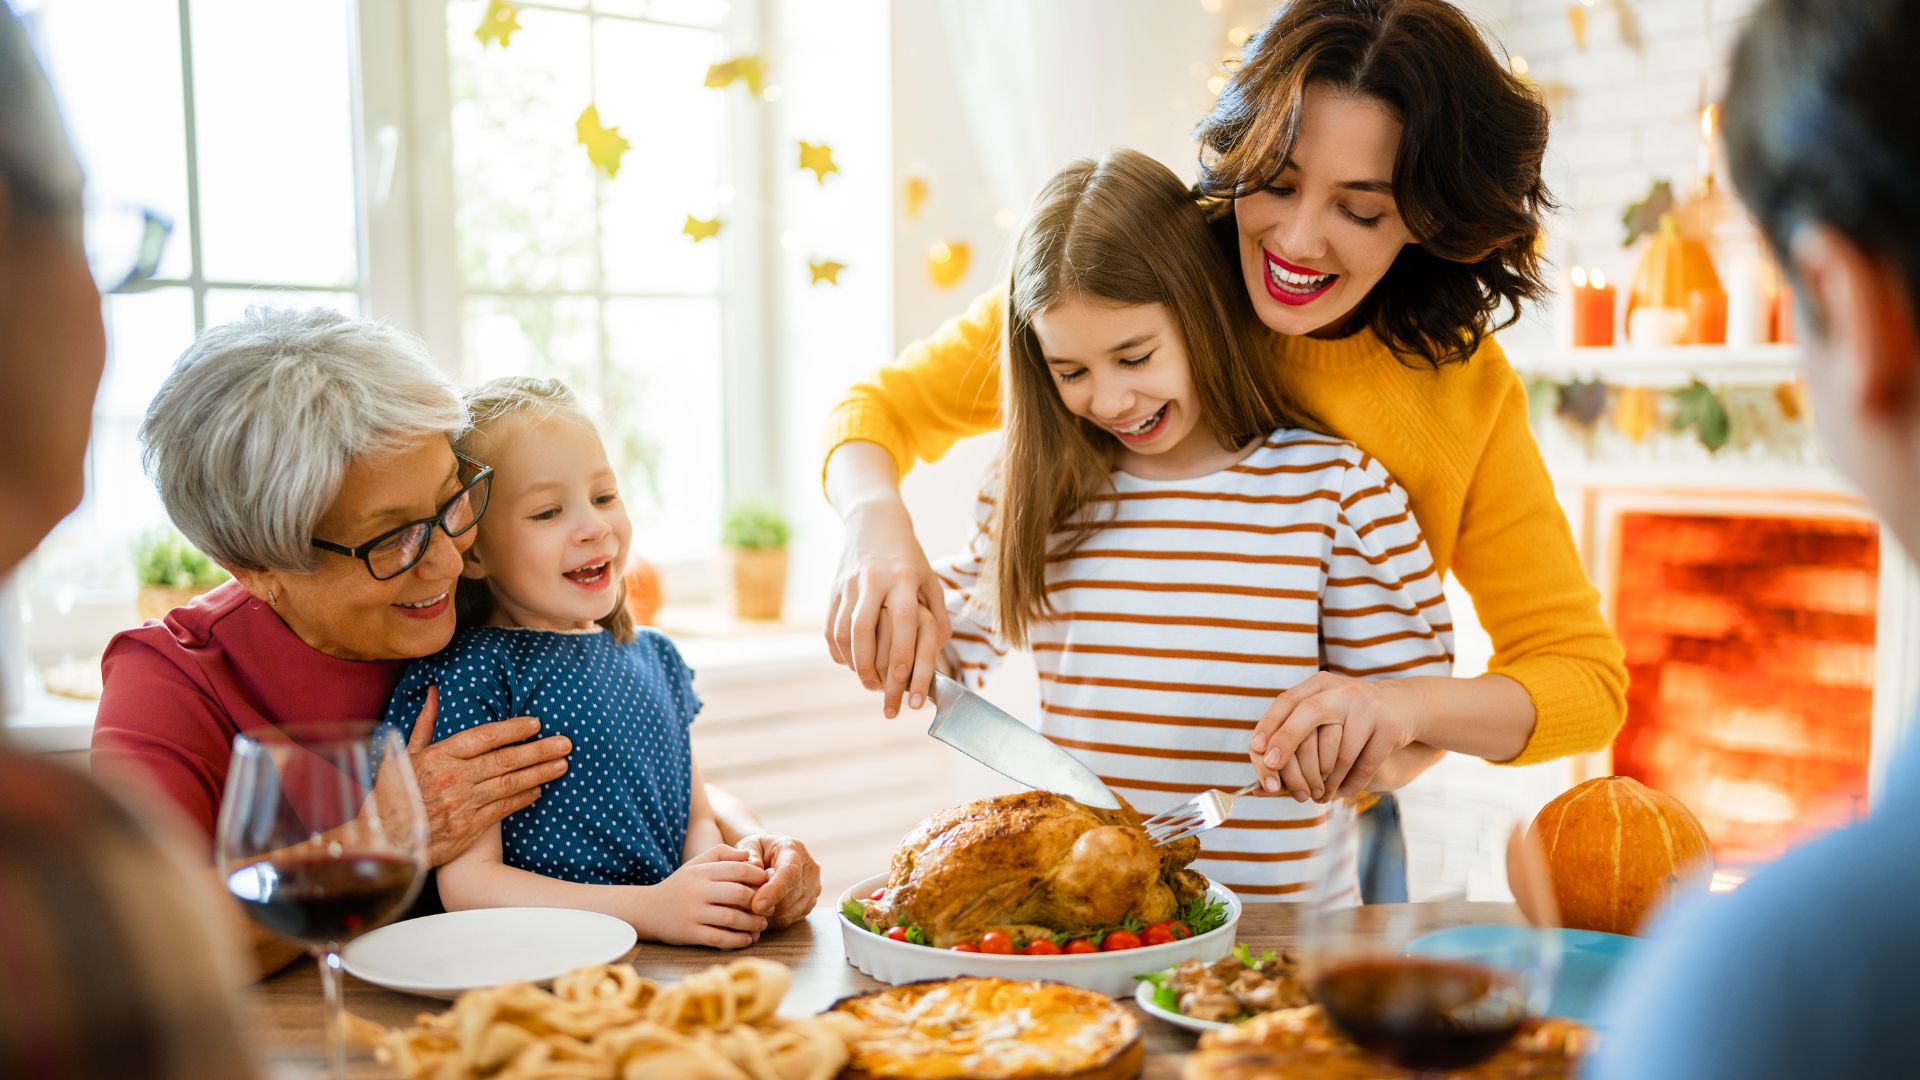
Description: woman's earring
266,589,277,608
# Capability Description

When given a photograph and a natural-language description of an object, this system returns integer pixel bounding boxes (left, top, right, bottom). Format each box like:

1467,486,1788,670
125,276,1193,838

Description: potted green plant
721,500,791,621
132,527,230,621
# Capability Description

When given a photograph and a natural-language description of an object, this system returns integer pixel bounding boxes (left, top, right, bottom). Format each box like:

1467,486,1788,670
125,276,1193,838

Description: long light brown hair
454,376,635,644
992,149,1317,647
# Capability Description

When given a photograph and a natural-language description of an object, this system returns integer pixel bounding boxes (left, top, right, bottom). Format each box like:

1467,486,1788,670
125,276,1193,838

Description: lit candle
1571,267,1617,347
1698,104,1718,195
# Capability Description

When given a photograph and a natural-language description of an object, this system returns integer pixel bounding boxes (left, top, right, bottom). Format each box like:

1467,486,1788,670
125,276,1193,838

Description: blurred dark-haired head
1194,0,1554,368
1724,0,1920,328
1724,0,1920,561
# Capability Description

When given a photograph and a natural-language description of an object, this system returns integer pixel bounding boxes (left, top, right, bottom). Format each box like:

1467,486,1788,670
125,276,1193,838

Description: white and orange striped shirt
936,429,1454,902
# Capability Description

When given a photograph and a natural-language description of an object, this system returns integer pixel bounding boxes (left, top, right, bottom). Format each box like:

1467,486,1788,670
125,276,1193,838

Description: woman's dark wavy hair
1724,0,1920,334
1194,0,1555,368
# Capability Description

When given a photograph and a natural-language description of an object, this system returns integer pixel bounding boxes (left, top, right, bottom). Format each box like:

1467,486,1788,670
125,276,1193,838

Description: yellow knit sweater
824,290,1627,766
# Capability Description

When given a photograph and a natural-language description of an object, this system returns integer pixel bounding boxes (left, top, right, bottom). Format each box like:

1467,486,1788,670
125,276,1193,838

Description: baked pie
1182,1004,1594,1080
830,977,1142,1080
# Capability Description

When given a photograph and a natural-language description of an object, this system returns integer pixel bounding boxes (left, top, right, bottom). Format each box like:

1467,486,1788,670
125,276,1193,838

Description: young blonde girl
920,149,1454,901
382,377,769,947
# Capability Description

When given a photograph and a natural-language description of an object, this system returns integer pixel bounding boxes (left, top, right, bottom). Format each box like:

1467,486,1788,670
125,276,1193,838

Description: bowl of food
840,872,1240,998
1133,944,1312,1033
835,789,1242,997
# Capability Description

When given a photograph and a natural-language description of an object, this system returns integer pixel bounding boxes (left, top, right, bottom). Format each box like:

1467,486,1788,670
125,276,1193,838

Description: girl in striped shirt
920,149,1453,901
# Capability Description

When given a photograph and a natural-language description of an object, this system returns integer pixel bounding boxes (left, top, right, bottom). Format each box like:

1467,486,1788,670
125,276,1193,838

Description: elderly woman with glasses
92,307,821,977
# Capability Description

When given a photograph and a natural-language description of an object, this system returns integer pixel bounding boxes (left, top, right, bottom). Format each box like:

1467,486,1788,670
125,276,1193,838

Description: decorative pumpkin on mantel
1528,775,1713,935
1620,212,1728,342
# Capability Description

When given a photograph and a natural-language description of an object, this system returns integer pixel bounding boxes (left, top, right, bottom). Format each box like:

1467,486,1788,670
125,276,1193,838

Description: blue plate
1403,924,1641,1029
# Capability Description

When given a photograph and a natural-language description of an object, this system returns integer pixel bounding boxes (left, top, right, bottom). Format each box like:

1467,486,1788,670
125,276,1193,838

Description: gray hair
141,307,466,572
0,6,85,217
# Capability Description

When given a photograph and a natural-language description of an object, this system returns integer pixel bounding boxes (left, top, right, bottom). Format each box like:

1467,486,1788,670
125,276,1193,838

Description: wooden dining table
250,899,1523,1079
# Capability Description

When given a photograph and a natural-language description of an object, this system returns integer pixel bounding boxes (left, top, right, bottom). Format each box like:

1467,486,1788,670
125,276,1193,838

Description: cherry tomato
1063,938,1098,954
869,888,886,901
980,931,1015,955
950,942,980,952
885,926,911,943
1141,920,1191,947
1100,929,1143,952
1022,938,1062,956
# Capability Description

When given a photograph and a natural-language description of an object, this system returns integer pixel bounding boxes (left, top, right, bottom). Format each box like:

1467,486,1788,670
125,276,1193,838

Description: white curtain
933,0,1226,216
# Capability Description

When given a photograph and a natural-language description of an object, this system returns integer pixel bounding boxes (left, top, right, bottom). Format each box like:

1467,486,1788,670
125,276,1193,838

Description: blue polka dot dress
381,626,699,886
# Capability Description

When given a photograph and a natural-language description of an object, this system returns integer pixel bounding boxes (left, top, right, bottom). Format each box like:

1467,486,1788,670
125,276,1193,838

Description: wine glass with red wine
216,723,428,1079
1297,806,1559,1075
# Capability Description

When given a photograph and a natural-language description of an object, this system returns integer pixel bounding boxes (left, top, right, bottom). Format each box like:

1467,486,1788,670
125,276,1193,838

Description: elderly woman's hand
734,833,822,929
407,686,572,866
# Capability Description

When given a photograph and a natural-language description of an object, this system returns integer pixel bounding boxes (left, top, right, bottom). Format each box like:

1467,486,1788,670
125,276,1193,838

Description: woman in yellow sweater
824,0,1626,799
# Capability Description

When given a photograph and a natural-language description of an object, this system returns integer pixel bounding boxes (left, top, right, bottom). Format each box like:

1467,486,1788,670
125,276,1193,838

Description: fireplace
1608,510,1879,876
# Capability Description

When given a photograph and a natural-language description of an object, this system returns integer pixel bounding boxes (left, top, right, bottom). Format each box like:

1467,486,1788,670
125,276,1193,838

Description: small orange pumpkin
1626,214,1721,324
622,555,663,626
1529,776,1713,935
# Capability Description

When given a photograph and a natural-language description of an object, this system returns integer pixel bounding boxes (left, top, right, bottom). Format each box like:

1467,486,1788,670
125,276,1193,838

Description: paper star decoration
475,0,521,48
809,260,846,286
682,215,723,243
904,176,931,220
704,54,769,97
576,105,630,178
797,141,839,185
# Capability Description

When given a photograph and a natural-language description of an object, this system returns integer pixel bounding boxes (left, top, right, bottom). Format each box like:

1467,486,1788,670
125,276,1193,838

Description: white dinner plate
342,907,637,999
1132,978,1236,1034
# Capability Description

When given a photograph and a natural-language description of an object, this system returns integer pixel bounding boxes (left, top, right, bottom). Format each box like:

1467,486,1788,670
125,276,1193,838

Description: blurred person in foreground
1593,1,1920,1076
0,7,254,1077
0,752,256,1079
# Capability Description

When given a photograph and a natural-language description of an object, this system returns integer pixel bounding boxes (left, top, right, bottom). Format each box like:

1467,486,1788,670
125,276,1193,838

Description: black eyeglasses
311,452,493,581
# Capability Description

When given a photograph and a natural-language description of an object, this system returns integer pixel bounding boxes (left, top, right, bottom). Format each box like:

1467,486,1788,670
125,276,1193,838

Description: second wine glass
1296,806,1559,1075
215,722,429,1080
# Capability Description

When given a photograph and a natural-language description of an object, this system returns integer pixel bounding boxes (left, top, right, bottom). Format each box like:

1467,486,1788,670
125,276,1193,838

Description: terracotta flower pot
136,583,212,623
728,547,788,622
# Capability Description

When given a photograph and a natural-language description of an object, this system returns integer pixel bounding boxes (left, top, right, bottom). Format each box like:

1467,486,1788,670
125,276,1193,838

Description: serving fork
1140,780,1262,846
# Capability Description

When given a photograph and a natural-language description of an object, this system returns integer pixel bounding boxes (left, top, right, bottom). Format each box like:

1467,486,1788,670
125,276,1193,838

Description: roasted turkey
864,790,1210,947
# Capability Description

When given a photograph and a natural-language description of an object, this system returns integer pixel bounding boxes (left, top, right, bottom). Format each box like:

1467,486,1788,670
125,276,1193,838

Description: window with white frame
427,0,744,565
14,0,757,678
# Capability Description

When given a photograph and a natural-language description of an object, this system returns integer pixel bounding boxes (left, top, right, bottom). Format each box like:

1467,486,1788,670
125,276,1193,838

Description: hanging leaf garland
1774,379,1806,421
1555,379,1609,427
475,0,522,48
797,141,839,184
1669,379,1731,452
904,175,931,220
1622,179,1677,247
575,105,630,178
1612,385,1657,442
926,241,972,288
704,54,769,97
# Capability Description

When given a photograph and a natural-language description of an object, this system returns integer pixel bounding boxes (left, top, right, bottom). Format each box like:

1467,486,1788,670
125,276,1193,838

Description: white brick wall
1455,0,1764,358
